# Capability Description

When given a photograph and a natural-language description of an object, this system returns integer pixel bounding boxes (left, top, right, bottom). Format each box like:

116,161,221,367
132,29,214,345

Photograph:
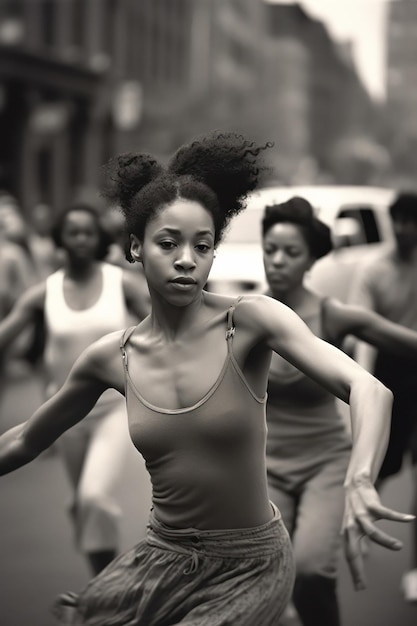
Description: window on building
40,0,55,47
72,0,85,50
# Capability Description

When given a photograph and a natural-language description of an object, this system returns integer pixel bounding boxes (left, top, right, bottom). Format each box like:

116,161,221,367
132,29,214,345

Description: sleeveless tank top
119,299,271,530
44,263,128,405
266,298,351,485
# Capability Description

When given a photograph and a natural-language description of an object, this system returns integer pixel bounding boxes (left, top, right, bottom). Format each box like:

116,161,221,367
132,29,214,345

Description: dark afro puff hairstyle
101,130,273,262
389,191,417,223
262,196,333,260
51,202,113,261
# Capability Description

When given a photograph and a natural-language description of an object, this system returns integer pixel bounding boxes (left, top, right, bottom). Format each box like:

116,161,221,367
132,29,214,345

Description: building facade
0,0,384,215
0,0,128,214
386,0,417,137
0,0,268,213
264,2,377,182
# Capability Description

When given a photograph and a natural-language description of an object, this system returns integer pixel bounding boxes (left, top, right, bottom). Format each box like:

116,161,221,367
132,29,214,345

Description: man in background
349,191,417,603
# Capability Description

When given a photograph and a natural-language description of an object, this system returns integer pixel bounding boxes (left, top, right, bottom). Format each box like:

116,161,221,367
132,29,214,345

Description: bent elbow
376,378,393,402
371,376,394,411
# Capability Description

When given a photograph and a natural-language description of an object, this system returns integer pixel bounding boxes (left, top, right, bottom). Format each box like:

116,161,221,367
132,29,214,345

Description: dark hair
102,131,272,262
262,196,333,260
389,192,417,223
51,203,112,260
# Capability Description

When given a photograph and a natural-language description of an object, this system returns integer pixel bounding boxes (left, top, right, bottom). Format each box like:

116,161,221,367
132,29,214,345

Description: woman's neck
65,258,99,281
148,292,206,342
267,284,311,312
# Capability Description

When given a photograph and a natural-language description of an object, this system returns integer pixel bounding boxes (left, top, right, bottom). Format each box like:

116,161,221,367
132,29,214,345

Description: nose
271,250,286,266
174,245,197,271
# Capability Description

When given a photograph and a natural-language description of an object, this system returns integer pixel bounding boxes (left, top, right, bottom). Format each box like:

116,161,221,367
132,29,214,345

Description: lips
170,277,197,285
267,272,287,281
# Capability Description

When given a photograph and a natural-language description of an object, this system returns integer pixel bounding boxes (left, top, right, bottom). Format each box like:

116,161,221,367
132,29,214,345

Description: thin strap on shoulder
119,326,136,367
226,295,244,340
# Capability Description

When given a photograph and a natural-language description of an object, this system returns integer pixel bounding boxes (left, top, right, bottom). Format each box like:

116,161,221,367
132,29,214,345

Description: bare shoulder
235,292,290,322
73,329,128,393
203,290,281,313
17,281,47,310
83,329,126,364
207,291,293,337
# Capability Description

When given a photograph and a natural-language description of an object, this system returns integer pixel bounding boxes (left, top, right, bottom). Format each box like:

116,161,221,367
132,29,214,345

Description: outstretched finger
344,526,367,591
357,515,403,550
366,504,415,523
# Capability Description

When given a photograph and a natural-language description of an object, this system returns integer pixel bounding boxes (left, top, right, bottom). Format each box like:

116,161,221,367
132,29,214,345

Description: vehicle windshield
224,209,263,245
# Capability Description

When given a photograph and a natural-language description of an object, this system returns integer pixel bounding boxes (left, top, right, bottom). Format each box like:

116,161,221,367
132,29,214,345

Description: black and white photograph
0,2,416,625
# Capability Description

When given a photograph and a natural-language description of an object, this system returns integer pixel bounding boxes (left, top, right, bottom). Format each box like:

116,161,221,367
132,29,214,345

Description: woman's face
131,198,215,306
60,210,100,261
262,222,315,295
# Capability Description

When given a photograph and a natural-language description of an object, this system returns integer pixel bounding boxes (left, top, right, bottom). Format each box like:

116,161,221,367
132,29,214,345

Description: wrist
344,470,372,489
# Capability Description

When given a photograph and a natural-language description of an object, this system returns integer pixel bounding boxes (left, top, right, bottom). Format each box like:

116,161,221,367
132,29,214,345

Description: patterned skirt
53,503,294,626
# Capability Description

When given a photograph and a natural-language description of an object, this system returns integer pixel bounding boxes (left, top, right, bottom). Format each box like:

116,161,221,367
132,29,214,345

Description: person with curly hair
261,196,417,626
0,202,150,577
0,132,413,626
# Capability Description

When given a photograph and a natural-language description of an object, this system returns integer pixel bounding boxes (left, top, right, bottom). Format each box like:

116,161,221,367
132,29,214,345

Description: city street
0,363,416,626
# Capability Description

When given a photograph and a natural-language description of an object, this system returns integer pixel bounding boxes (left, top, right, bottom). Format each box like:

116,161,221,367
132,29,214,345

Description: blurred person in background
28,202,62,279
0,132,414,626
0,192,42,370
101,205,136,270
349,191,417,604
0,192,37,307
101,205,151,323
261,196,417,626
0,201,150,576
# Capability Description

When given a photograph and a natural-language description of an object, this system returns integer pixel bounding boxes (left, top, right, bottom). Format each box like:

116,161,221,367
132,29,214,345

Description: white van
207,185,396,301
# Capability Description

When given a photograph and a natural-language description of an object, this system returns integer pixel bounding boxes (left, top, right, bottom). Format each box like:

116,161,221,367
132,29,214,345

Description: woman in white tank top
0,203,150,576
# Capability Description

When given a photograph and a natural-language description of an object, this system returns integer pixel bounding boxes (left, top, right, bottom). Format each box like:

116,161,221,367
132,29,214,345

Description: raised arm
325,298,417,358
244,294,414,589
0,282,45,351
0,331,123,475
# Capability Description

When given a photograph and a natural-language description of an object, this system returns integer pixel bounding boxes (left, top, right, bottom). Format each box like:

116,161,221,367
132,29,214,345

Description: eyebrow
157,227,214,237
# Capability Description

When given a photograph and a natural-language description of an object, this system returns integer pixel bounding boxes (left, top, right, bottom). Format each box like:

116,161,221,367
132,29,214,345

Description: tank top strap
226,295,244,342
119,325,136,368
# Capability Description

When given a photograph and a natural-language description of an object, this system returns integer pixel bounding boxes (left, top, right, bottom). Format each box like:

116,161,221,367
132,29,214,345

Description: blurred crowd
0,191,143,370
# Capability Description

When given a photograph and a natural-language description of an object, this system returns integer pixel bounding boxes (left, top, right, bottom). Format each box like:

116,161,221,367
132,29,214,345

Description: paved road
0,364,416,626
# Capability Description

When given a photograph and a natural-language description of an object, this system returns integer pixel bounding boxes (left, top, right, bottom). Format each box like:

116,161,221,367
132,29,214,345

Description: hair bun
103,153,164,209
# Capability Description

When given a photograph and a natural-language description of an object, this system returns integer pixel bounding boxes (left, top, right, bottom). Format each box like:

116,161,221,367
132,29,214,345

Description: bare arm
347,262,379,371
0,282,45,351
0,333,121,475
243,294,414,588
327,299,417,359
122,268,151,321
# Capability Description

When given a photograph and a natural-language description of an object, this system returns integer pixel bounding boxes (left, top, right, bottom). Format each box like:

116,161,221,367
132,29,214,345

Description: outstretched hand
343,474,415,591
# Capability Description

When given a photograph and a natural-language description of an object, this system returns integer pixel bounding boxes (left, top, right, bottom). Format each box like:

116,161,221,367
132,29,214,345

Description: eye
263,246,275,255
287,248,301,257
159,240,176,250
196,243,211,252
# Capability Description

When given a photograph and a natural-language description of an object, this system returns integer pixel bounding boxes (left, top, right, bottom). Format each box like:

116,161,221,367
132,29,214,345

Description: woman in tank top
261,196,417,626
0,203,150,576
0,133,414,626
